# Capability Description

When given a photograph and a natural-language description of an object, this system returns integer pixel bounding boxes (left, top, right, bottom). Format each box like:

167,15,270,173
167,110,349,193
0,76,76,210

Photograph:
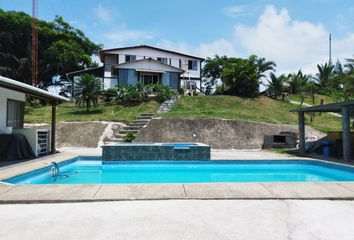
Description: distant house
67,45,204,93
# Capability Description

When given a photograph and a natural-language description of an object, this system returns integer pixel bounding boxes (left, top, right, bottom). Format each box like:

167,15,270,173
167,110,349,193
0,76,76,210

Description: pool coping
2,152,354,203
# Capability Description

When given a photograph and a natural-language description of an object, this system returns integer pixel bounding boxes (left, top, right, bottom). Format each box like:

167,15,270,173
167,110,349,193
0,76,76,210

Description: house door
140,73,160,85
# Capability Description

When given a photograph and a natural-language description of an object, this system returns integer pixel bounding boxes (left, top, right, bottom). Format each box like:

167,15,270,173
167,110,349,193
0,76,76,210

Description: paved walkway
1,200,354,240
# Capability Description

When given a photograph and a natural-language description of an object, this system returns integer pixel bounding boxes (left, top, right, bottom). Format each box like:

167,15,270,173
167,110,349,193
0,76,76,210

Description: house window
157,57,168,64
188,60,198,71
125,55,136,62
7,99,24,128
140,73,160,85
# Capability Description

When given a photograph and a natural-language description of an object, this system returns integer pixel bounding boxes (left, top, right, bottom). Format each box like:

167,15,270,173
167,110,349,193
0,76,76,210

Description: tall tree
248,55,276,79
315,63,334,89
267,73,286,99
0,10,102,90
222,58,259,97
287,70,310,94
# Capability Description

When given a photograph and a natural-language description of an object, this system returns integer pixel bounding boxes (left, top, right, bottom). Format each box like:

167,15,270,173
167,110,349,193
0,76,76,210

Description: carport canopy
290,101,354,162
0,76,69,154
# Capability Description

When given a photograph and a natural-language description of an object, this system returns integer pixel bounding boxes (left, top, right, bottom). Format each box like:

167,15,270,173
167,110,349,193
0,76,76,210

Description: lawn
161,96,342,133
25,101,160,124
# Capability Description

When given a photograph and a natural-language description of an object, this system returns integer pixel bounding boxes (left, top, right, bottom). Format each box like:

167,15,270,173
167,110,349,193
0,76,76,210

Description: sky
1,0,354,74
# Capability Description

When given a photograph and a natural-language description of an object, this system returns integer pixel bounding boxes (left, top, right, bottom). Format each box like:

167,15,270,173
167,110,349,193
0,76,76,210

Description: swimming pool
4,157,354,184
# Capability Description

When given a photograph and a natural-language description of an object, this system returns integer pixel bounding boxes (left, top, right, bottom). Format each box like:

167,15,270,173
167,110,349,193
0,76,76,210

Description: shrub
116,83,149,104
178,87,185,96
124,132,136,142
75,74,102,112
103,88,118,102
153,84,176,103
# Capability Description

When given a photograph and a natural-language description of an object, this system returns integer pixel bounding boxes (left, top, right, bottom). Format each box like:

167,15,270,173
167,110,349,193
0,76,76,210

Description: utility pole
31,0,38,86
329,33,332,65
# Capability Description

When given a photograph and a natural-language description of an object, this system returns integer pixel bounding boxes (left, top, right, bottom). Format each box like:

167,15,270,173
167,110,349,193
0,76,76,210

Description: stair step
127,123,147,128
119,130,139,134
124,126,141,130
114,133,126,138
140,113,155,117
137,116,152,120
132,120,150,124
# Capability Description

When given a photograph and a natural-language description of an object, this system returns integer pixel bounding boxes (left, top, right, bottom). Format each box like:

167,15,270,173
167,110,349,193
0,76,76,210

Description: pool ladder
51,162,59,178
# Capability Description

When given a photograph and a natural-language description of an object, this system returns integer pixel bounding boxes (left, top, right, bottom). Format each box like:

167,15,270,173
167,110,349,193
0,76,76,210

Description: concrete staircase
157,96,179,114
103,96,179,144
104,113,154,144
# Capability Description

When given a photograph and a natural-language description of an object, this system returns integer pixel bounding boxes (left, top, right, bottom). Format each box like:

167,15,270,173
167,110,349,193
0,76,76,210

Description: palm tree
267,73,286,99
248,55,276,79
287,70,310,94
75,74,102,112
315,63,334,89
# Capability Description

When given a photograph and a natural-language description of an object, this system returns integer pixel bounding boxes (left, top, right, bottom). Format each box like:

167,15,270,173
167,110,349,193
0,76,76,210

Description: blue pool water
5,157,354,184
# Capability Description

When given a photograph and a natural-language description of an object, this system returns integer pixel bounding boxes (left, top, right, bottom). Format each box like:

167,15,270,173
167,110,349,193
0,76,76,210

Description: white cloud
234,5,330,73
223,5,247,16
156,38,238,59
232,5,354,74
119,4,354,74
94,4,111,21
197,39,238,58
104,28,155,47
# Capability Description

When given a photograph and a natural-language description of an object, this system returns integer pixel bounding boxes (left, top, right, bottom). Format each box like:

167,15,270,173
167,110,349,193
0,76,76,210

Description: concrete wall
25,122,124,148
135,118,325,149
0,87,26,128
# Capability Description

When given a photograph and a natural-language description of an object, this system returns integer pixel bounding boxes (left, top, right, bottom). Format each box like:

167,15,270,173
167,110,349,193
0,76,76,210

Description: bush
103,88,118,102
116,83,149,104
215,85,223,95
153,84,177,103
124,132,136,142
178,87,185,96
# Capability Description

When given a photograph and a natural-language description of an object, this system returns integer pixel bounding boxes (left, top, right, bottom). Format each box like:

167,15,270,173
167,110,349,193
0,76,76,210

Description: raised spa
101,142,210,161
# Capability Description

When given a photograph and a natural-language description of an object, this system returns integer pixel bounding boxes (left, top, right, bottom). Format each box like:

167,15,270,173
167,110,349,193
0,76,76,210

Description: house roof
99,45,205,62
0,76,69,102
66,66,104,76
112,58,185,73
290,101,354,113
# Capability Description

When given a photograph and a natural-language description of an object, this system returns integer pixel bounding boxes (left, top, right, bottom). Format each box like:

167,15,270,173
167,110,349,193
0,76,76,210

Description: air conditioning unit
13,128,51,156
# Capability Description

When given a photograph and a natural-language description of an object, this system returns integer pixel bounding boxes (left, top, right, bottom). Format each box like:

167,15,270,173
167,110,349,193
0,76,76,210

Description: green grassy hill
161,96,341,133
25,96,342,133
25,101,160,124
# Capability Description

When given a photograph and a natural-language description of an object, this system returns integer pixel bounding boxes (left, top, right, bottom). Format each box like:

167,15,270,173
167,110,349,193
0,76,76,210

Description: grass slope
25,101,160,124
162,96,341,132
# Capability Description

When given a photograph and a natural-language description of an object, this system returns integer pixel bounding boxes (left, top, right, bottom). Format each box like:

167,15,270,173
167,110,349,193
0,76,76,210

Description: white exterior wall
0,87,25,129
103,47,202,79
116,59,183,73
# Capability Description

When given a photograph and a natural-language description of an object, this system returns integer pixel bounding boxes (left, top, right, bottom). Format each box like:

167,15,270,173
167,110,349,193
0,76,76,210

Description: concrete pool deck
1,149,354,203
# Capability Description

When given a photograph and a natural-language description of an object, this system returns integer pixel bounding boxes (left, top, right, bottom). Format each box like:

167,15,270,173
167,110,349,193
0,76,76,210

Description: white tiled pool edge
1,182,354,203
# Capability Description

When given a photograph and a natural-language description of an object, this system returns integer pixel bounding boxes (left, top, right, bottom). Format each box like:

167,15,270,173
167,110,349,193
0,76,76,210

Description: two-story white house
67,45,204,93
